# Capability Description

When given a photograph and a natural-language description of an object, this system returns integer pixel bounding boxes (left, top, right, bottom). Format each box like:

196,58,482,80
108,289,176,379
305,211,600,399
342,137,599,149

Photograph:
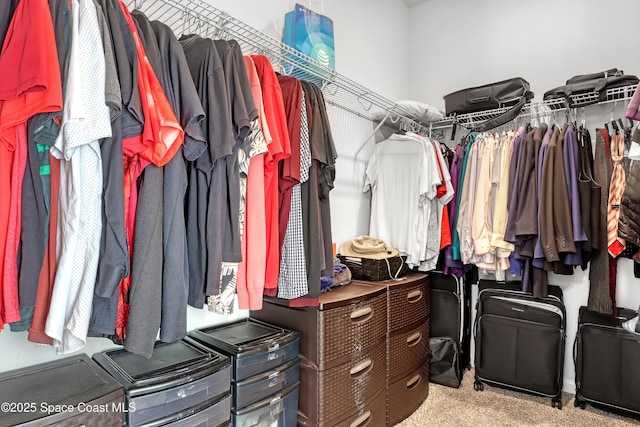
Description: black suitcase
429,271,470,388
574,306,640,417
473,280,565,408
443,77,533,131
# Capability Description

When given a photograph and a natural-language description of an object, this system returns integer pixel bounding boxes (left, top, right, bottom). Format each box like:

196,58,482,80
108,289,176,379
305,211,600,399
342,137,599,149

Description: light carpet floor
398,370,640,426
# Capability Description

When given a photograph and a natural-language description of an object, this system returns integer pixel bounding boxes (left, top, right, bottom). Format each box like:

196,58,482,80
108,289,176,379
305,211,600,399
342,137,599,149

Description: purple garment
626,86,640,121
504,128,527,276
504,128,526,244
320,276,333,293
533,127,553,268
444,143,465,277
563,125,587,266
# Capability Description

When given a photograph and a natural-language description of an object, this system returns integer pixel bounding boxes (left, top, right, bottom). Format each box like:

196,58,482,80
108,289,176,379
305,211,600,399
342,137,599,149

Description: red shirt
0,0,63,326
432,141,452,249
251,55,291,292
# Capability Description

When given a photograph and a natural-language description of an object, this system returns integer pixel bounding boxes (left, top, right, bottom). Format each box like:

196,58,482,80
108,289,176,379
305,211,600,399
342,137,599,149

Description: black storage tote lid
93,339,229,397
0,354,123,426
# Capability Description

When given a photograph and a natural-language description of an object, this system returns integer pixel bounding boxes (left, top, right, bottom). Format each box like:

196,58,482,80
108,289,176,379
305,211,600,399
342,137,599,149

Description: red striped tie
608,132,626,257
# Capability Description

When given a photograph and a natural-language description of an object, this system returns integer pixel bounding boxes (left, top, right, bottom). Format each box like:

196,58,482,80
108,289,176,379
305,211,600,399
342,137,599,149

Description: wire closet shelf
125,0,433,134
431,84,639,131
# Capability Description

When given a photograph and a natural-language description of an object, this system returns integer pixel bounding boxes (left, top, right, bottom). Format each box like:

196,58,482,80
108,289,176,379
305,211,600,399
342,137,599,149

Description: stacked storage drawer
187,318,300,427
252,283,389,427
357,273,430,426
93,340,231,427
0,354,124,427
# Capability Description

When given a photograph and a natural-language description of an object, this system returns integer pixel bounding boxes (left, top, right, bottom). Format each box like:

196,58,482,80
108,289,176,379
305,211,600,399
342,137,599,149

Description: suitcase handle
350,359,373,377
349,411,372,427
407,290,423,303
350,306,373,323
406,373,422,389
469,96,492,104
406,331,423,347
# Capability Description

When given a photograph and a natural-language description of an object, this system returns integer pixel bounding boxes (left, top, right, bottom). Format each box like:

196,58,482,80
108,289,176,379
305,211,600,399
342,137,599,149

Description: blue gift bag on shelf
283,2,335,79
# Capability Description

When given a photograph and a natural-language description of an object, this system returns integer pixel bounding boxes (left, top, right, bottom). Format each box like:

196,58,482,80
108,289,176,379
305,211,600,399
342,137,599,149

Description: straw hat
339,236,399,260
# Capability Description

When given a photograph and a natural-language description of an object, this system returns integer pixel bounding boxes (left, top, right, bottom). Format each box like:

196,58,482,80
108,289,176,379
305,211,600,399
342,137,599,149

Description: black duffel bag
543,68,639,108
443,77,533,131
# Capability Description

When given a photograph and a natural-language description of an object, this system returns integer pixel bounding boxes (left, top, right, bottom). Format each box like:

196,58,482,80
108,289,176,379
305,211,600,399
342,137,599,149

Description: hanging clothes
607,132,626,257
116,1,184,352
12,0,71,333
250,54,291,295
45,0,111,354
180,34,232,308
236,55,269,311
276,76,307,300
0,0,63,329
90,0,126,338
305,83,337,279
420,138,453,271
489,131,515,281
364,133,441,268
289,81,324,306
577,127,600,269
149,18,207,344
588,128,614,315
208,38,259,315
563,125,588,266
443,141,467,277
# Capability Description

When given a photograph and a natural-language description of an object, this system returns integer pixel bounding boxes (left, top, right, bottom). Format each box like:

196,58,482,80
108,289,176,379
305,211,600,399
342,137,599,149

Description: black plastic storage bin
187,318,300,381
93,339,231,427
231,357,300,410
231,382,300,427
138,394,231,427
0,354,124,427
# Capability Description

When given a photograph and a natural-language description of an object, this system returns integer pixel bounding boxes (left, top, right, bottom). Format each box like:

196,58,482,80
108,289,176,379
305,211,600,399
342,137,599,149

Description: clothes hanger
607,100,619,134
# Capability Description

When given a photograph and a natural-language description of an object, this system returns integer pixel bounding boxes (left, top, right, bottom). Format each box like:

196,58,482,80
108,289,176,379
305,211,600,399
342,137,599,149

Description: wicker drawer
388,320,430,382
299,342,387,427
317,290,387,368
388,363,430,426
387,277,429,333
252,284,387,370
333,388,386,427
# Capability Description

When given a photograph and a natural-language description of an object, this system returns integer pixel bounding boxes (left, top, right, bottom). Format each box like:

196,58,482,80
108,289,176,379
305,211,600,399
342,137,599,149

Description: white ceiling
403,0,429,7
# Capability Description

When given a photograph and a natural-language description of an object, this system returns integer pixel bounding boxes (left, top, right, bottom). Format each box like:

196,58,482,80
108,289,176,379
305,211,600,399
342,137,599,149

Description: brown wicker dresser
362,272,431,425
252,272,430,426
252,282,389,426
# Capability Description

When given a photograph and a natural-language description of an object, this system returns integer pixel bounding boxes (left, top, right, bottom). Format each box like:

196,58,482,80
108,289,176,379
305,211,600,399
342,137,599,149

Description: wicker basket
338,254,408,281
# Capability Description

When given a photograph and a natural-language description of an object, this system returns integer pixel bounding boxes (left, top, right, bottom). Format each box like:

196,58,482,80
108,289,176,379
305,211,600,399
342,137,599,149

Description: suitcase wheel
574,398,586,410
551,398,562,410
473,380,484,391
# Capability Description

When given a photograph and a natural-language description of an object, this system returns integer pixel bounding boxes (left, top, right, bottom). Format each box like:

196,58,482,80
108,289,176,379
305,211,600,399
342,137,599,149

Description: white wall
0,0,411,372
409,0,640,112
408,0,640,393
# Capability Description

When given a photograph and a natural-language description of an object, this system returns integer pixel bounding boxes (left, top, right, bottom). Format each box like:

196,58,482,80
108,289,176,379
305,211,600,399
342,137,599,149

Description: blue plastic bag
283,3,335,70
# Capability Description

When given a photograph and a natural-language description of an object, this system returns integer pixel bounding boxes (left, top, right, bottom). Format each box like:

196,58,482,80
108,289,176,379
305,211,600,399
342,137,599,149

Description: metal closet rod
125,0,432,134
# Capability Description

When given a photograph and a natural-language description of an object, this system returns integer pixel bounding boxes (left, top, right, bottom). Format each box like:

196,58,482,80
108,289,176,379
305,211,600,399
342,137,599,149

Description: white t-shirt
364,133,441,265
45,0,111,354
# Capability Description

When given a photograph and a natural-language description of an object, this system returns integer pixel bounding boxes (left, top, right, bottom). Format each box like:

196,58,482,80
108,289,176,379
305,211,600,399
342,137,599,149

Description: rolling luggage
473,280,565,408
574,306,640,417
429,271,470,388
443,77,533,131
